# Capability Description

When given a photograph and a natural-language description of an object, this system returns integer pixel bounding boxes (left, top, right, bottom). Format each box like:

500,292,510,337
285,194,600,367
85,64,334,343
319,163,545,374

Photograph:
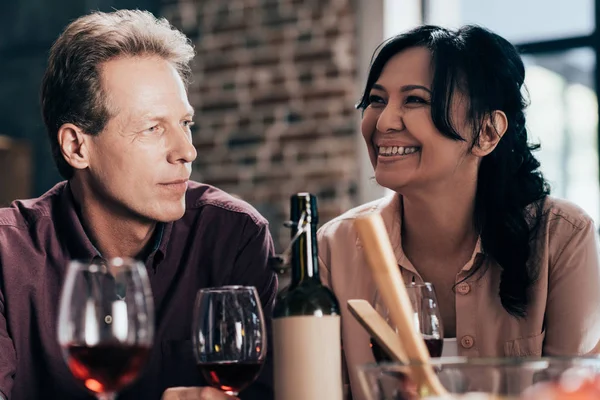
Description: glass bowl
358,357,600,399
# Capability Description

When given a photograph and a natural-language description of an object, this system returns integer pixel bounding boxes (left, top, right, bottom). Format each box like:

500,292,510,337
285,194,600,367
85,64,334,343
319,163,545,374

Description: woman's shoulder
317,195,395,278
318,195,394,240
537,196,595,231
530,196,597,269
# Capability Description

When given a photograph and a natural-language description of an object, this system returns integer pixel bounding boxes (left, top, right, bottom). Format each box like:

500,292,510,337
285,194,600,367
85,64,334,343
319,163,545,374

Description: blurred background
0,0,598,254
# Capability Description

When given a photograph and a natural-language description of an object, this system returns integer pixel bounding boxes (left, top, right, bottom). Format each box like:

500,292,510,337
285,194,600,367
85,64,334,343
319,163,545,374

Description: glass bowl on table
358,357,600,400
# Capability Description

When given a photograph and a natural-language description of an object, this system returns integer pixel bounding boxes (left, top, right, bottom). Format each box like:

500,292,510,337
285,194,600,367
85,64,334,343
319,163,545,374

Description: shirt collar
58,182,102,263
58,181,172,264
153,221,172,264
372,192,484,274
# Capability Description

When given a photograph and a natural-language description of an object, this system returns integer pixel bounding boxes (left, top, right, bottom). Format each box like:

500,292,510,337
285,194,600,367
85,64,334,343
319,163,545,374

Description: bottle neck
291,222,320,286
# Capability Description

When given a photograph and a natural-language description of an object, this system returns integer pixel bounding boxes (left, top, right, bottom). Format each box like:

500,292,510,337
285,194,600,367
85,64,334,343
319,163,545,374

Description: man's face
82,55,197,222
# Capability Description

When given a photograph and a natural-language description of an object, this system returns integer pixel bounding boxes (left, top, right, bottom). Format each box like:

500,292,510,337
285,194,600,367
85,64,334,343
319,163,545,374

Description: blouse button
457,282,471,295
461,335,475,349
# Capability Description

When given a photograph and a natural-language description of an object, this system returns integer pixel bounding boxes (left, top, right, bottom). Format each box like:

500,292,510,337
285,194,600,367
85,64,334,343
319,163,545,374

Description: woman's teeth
378,146,420,156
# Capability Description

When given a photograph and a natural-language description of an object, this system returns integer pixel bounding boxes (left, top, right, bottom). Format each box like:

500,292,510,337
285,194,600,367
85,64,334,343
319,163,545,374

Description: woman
317,25,600,399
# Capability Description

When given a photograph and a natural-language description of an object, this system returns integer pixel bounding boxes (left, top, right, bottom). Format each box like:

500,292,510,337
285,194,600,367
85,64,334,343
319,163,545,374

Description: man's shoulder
0,182,66,256
184,181,268,227
0,182,66,230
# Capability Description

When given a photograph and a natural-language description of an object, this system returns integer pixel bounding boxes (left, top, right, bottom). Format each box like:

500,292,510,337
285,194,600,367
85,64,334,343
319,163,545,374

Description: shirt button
457,282,471,295
461,335,475,349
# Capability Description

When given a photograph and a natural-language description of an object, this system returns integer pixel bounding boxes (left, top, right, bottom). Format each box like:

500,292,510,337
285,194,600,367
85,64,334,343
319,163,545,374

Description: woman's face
361,46,480,194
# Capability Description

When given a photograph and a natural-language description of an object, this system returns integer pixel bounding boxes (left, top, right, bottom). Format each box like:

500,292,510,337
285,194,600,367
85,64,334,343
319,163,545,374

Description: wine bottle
272,193,343,400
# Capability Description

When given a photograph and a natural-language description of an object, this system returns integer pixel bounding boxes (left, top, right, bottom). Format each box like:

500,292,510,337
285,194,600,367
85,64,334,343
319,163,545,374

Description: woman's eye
182,120,195,128
368,94,385,105
406,95,429,105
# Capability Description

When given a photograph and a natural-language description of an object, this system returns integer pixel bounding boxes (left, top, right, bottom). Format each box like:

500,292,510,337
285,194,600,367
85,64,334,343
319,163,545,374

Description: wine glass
371,282,444,361
57,258,154,400
192,286,267,397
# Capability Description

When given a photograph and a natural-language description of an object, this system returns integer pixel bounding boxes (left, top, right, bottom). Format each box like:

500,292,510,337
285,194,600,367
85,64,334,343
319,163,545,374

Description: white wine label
273,315,343,400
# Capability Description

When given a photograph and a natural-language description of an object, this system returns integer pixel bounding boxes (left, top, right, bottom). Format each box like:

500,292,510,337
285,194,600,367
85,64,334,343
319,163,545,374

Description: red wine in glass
192,287,267,396
371,283,445,362
66,343,150,394
197,361,264,394
58,258,154,400
423,337,443,358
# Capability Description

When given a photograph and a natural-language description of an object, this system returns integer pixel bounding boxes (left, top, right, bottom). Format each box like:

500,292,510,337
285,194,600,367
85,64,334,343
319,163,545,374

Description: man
0,9,277,400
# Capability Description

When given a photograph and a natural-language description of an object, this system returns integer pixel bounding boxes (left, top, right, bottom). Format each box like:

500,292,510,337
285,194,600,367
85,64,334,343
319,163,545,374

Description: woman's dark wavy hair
357,25,550,318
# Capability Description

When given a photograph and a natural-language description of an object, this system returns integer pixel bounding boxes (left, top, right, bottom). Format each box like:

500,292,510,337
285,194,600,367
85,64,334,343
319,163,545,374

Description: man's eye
143,125,163,134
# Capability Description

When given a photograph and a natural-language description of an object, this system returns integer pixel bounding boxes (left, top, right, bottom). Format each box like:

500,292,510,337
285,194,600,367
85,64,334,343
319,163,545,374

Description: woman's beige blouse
318,194,600,400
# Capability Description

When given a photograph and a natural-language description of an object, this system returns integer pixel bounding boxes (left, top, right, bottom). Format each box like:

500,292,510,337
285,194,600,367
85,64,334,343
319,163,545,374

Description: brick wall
161,0,360,251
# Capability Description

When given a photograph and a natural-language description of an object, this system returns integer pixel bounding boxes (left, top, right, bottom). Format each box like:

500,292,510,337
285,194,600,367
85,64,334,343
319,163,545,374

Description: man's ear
57,123,90,171
472,110,508,157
